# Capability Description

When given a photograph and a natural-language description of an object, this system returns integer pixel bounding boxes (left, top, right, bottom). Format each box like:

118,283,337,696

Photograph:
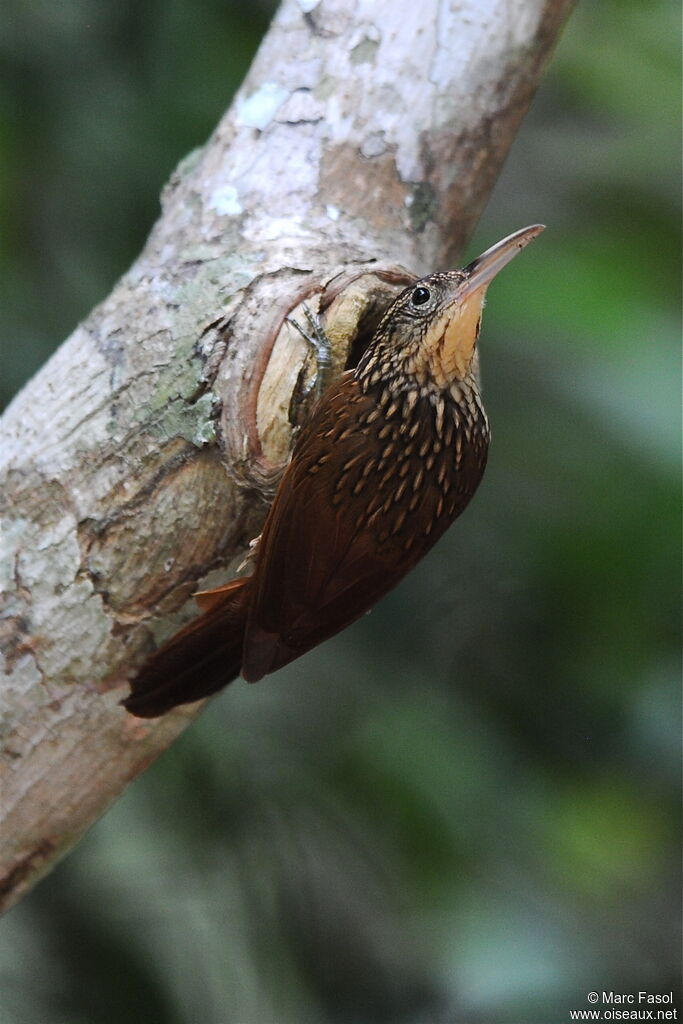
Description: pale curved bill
459,224,545,299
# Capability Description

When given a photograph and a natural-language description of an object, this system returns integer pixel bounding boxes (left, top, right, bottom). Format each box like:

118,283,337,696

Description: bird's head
363,224,544,390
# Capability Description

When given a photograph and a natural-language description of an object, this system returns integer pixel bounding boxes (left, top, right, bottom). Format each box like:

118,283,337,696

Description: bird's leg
287,303,334,406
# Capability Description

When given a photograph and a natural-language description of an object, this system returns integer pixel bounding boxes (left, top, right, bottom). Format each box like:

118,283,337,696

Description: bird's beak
425,224,545,385
458,224,545,301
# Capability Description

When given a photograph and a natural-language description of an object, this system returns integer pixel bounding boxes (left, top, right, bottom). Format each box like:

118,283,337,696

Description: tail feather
122,577,250,718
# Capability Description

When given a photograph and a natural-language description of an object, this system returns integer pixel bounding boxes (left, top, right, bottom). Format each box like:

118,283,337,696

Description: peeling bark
0,0,574,912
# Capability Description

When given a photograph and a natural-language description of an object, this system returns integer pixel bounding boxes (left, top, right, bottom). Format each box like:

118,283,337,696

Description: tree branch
0,0,574,912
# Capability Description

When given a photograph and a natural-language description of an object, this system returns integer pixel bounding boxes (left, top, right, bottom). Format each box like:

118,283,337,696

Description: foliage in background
0,1,680,1022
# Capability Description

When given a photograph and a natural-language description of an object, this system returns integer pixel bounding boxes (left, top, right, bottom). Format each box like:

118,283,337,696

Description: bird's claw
287,303,333,406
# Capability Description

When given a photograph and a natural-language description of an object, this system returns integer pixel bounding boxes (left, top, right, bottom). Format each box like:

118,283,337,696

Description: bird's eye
411,286,431,306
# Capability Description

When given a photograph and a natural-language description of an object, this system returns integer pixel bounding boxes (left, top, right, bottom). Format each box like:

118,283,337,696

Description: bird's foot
236,534,261,573
287,303,333,406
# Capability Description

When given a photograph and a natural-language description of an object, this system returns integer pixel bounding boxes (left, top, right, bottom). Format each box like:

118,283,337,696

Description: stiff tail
122,577,251,718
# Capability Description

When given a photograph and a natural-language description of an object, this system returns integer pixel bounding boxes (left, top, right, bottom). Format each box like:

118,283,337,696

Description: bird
123,224,544,718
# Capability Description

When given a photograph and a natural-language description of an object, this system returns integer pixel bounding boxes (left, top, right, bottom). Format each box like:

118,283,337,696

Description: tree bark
0,0,574,912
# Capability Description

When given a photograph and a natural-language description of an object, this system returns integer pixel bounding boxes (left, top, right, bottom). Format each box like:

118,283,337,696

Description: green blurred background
1,1,680,1022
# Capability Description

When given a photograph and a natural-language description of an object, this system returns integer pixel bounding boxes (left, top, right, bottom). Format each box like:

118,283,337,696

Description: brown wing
241,373,448,681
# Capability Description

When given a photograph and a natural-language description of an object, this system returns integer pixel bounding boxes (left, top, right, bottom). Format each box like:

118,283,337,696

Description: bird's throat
413,289,485,388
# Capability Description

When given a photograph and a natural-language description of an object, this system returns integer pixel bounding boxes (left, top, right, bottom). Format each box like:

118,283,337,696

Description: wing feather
242,374,436,680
